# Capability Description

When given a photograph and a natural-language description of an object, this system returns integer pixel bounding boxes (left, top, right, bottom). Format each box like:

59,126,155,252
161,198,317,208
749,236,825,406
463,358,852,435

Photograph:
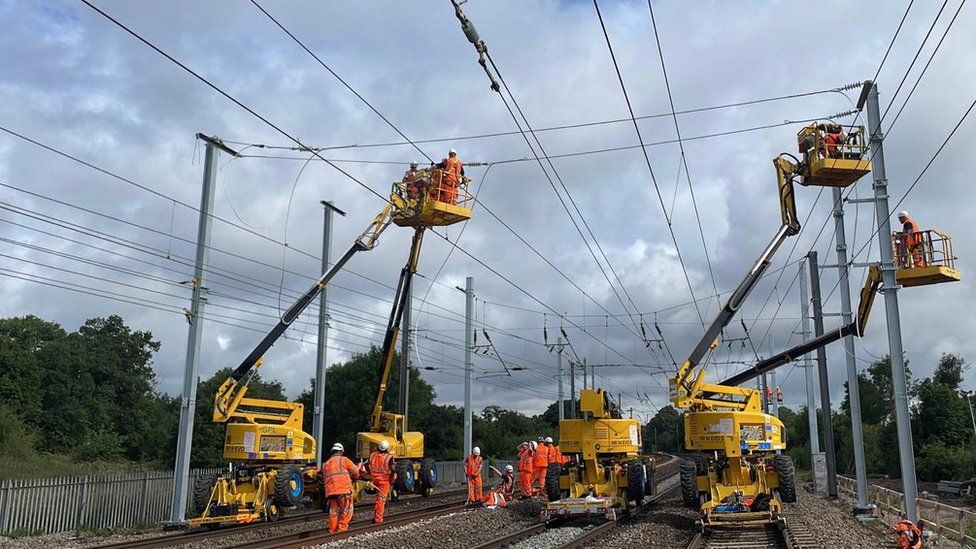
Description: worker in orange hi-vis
485,464,515,508
898,211,927,268
517,441,534,499
464,446,484,504
367,440,396,523
548,436,568,465
532,436,551,495
437,148,463,205
322,442,361,533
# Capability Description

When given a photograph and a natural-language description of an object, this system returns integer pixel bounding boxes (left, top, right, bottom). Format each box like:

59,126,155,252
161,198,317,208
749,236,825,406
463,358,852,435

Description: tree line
3,314,973,482
0,315,562,477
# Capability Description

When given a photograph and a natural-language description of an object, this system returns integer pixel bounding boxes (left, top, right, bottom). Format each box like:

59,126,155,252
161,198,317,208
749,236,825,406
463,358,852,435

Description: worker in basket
431,148,463,205
821,123,845,159
897,211,927,268
894,516,923,549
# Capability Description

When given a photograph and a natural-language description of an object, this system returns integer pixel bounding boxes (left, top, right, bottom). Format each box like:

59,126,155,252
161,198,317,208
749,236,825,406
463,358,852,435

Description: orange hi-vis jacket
368,451,395,485
533,444,551,467
552,445,569,464
517,447,534,472
444,156,463,185
465,454,483,478
323,455,360,496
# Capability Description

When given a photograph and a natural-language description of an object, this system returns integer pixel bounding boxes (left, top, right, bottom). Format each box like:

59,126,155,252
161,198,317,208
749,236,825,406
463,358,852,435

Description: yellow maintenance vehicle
672,123,961,530
543,388,658,520
668,123,873,529
188,167,472,527
353,169,473,500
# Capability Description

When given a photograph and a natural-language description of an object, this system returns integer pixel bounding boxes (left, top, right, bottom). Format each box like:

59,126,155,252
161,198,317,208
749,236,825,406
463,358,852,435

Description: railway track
471,468,682,549
91,488,467,549
685,515,817,549
227,498,471,549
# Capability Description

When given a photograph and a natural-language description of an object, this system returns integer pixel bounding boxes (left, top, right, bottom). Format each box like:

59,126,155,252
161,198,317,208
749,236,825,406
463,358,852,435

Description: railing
392,168,473,211
0,468,221,536
0,460,512,536
797,123,869,163
892,229,957,270
838,475,976,547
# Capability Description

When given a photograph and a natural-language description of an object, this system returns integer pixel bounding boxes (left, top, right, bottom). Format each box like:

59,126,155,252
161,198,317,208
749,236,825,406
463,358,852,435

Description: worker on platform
897,211,927,268
465,446,484,504
366,440,396,523
403,161,419,182
322,442,361,533
435,148,463,205
823,124,845,158
532,436,551,495
894,516,923,549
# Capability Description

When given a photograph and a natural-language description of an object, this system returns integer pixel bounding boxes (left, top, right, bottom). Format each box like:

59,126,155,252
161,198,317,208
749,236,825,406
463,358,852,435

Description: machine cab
796,122,872,187
390,167,473,228
892,228,961,287
355,412,424,460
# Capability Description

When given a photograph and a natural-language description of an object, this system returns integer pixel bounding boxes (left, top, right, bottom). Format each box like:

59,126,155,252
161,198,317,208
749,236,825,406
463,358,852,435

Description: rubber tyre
626,459,646,504
544,462,562,502
642,458,655,496
680,460,699,508
419,458,438,492
192,473,216,514
774,454,797,503
395,460,415,493
273,466,303,507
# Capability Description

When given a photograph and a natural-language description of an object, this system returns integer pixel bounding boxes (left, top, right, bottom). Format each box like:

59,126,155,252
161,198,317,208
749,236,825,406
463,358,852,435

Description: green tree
643,405,684,453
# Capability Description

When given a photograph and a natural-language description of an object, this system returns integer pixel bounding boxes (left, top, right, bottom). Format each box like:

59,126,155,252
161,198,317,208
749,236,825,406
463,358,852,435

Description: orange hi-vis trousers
373,481,391,523
518,470,533,497
532,465,547,494
467,474,483,503
327,494,353,533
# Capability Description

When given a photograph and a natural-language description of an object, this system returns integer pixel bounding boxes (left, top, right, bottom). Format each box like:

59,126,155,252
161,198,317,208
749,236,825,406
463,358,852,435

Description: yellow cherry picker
189,167,472,527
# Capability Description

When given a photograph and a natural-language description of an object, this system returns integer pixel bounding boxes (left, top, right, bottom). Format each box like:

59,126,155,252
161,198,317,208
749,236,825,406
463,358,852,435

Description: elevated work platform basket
892,229,961,287
390,168,473,228
797,123,872,187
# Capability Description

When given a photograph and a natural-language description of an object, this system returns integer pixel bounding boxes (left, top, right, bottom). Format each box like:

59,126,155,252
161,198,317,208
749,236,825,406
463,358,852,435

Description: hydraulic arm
367,227,425,432
213,205,395,423
718,266,881,388
670,156,800,410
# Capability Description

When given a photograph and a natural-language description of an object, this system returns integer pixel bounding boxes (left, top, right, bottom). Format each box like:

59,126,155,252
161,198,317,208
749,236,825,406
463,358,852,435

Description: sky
1,0,975,424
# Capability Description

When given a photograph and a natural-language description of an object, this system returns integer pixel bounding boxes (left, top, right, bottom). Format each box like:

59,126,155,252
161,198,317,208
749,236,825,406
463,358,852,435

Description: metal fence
0,460,513,536
838,474,976,548
0,468,222,536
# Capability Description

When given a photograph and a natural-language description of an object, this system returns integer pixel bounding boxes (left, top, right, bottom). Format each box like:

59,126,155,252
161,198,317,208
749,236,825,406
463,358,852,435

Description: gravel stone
0,487,467,549
309,505,539,549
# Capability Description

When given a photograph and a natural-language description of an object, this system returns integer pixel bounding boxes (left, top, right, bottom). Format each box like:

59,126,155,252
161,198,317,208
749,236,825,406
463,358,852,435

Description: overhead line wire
645,0,721,314
592,0,704,325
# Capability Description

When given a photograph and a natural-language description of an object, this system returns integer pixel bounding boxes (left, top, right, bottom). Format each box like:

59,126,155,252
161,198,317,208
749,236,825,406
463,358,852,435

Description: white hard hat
378,440,390,452
410,161,418,167
449,148,457,155
473,446,481,456
505,465,514,473
331,442,344,453
898,210,909,219
545,436,553,444
530,441,538,451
